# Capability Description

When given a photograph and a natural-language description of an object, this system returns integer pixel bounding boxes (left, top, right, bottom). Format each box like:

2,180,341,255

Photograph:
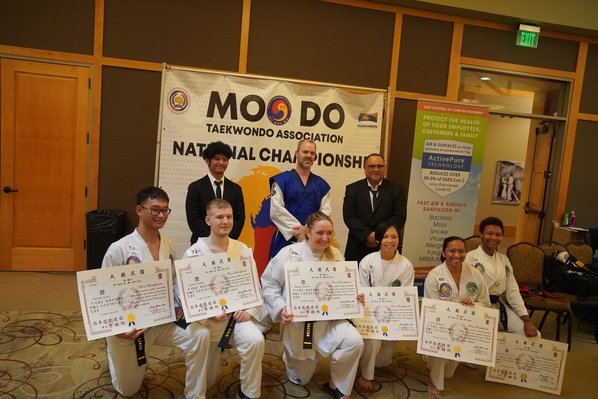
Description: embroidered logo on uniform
391,278,402,287
505,265,511,276
126,256,141,264
474,262,486,275
466,282,479,296
439,282,452,297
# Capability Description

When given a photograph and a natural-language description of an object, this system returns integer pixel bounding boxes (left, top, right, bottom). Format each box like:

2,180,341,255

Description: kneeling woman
356,222,414,391
261,211,364,399
424,236,490,398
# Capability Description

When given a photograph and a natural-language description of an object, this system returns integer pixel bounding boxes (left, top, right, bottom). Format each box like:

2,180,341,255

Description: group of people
101,139,539,399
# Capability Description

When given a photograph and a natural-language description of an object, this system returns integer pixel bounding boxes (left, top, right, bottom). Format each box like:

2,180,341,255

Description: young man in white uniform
182,199,265,399
261,211,364,399
101,186,207,399
465,216,539,337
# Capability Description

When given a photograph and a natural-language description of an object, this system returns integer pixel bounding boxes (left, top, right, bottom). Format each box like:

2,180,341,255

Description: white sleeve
474,269,491,307
260,254,288,322
270,181,302,241
101,243,124,268
319,190,332,215
424,268,440,299
504,259,529,317
358,256,372,287
403,259,415,287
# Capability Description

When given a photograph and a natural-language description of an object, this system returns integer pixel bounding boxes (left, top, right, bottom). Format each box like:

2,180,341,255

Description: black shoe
236,388,254,399
322,382,344,399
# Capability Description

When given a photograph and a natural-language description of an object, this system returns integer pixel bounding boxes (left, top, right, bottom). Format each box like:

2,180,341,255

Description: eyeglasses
366,164,385,169
140,206,172,216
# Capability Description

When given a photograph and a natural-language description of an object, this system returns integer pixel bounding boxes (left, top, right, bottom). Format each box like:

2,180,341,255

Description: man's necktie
215,180,222,199
369,188,378,211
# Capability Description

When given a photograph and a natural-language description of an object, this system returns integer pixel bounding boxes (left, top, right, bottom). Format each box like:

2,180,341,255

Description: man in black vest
343,153,406,262
185,141,245,244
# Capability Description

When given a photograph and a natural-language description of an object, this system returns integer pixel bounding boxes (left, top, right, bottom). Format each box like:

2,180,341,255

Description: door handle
524,201,540,215
3,186,19,193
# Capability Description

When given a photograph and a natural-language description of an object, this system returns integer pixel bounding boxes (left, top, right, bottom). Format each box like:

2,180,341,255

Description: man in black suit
185,141,245,244
343,153,406,262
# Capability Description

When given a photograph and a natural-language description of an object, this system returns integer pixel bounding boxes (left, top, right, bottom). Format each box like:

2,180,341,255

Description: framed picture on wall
492,161,524,205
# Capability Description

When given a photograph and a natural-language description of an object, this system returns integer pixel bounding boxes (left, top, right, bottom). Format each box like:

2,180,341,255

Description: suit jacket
342,178,406,262
185,175,245,244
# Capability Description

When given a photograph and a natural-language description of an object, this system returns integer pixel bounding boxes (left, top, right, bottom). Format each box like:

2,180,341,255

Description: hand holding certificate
417,297,499,367
77,260,176,340
175,248,262,322
285,261,363,322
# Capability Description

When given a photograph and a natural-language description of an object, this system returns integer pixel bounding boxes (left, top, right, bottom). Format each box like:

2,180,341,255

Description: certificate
77,260,176,340
417,297,499,367
285,261,363,322
353,286,420,340
485,332,568,395
174,248,262,322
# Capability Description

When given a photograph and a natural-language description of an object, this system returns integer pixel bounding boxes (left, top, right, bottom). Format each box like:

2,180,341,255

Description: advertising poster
402,100,489,266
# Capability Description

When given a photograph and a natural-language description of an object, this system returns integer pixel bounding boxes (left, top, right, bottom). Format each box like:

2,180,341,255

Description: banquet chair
564,240,594,265
538,240,567,257
463,235,482,253
507,242,572,349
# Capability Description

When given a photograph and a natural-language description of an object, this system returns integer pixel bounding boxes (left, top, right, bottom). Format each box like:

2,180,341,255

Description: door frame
458,64,573,244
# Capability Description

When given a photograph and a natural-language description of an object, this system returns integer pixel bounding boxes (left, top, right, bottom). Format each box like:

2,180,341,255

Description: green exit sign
517,24,540,48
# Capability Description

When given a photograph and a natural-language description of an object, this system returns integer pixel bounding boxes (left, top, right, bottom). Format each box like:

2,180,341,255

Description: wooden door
518,120,555,244
1,59,90,271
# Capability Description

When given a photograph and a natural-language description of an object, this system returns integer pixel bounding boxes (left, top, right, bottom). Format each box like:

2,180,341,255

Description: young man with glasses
101,186,208,399
185,141,246,244
342,153,407,262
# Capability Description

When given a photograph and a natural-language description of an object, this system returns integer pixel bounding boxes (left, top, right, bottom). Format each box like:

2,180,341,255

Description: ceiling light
480,76,491,81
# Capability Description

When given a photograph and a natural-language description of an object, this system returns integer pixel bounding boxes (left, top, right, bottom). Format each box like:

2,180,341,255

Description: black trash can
86,209,127,269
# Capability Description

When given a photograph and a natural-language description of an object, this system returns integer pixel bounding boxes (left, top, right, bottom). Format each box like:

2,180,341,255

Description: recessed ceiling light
480,76,491,81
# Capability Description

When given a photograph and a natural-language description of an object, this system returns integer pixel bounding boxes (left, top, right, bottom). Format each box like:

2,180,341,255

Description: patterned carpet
0,311,430,398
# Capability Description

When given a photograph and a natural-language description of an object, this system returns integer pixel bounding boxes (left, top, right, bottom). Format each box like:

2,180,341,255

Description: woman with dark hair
465,216,538,337
261,211,364,399
356,222,414,391
423,236,490,398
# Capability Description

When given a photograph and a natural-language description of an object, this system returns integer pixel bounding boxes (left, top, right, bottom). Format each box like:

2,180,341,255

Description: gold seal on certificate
486,332,568,394
285,261,363,322
77,260,176,340
174,248,262,322
353,286,420,340
417,297,499,367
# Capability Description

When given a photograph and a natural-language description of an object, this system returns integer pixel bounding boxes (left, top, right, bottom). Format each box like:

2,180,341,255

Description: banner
157,67,385,273
402,100,488,266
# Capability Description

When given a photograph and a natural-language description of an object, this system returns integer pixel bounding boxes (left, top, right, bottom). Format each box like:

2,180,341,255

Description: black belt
303,321,313,349
490,295,508,331
218,314,237,352
135,334,147,366
302,319,355,350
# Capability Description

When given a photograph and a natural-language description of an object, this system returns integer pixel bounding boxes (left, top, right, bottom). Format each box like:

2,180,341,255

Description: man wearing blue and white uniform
269,139,331,259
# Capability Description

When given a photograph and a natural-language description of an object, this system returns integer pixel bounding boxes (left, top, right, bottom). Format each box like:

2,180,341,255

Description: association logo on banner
267,96,292,125
167,88,190,114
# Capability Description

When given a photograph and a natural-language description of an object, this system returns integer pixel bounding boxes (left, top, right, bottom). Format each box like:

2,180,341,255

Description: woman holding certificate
356,222,414,391
424,236,490,398
261,211,364,399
